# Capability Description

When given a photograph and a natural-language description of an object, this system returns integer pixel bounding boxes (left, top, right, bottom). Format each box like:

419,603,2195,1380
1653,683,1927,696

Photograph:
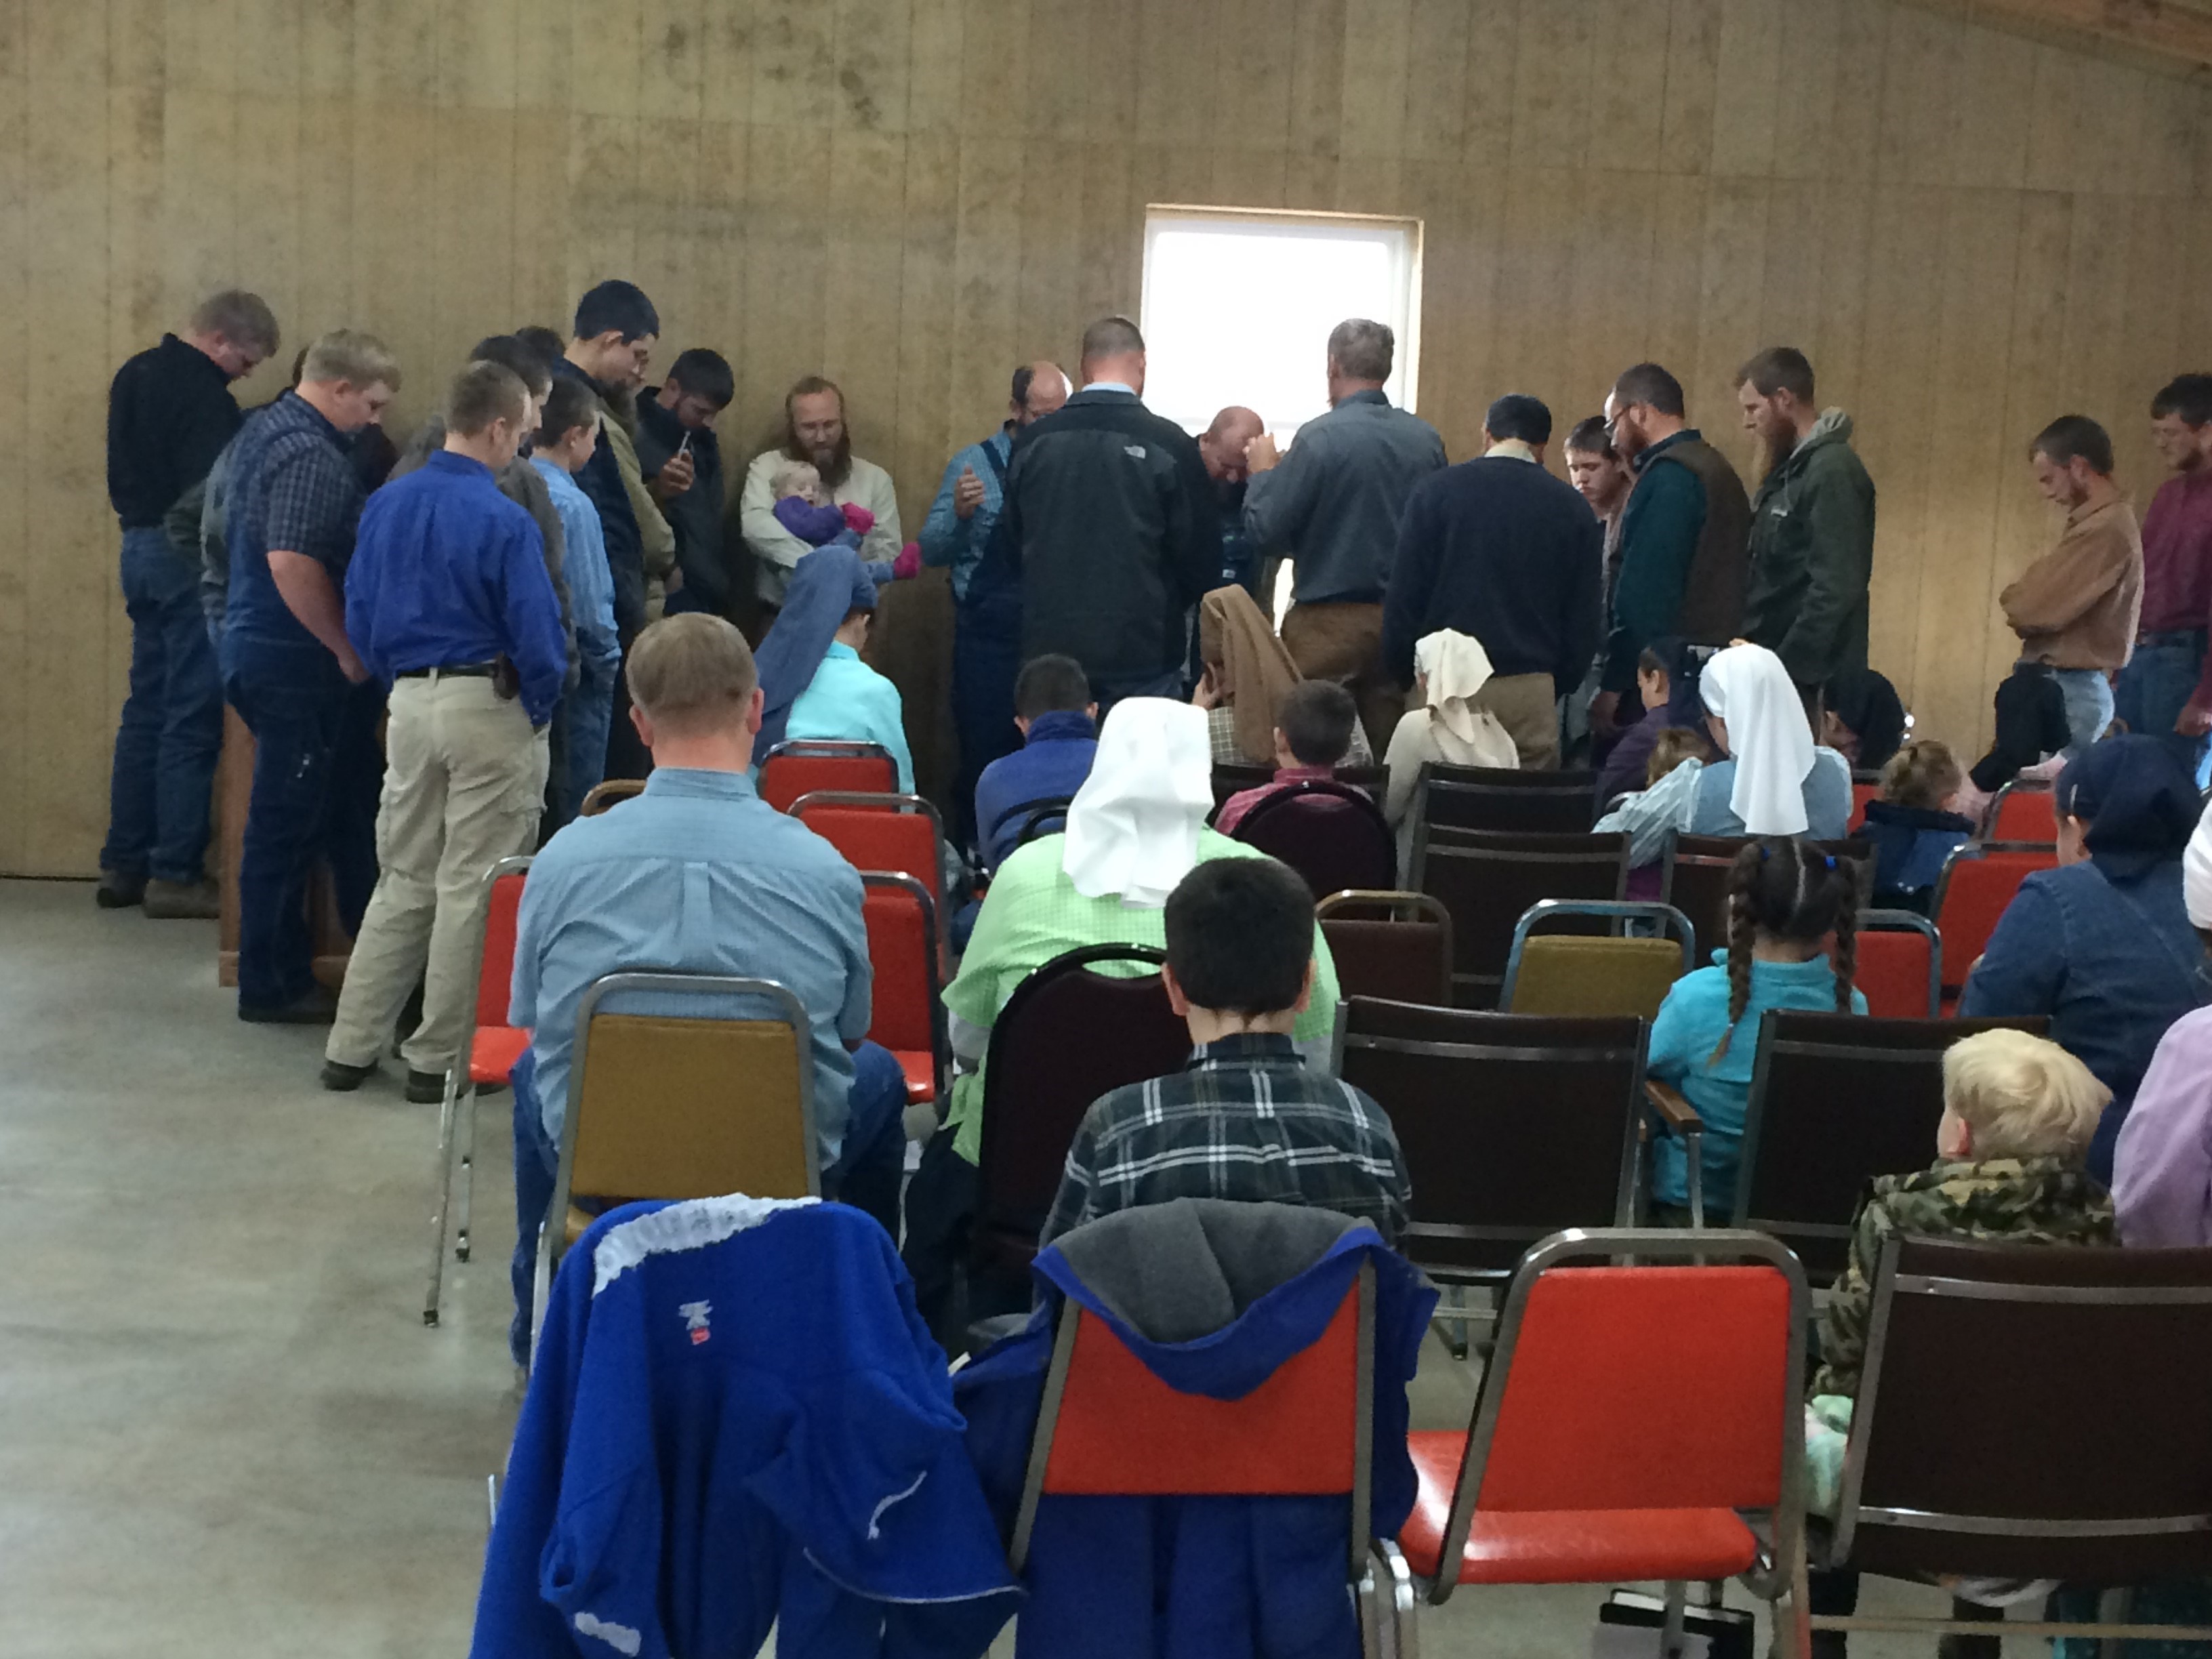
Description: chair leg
454,1080,478,1263
527,1219,554,1373
1374,1543,1418,1659
2095,1586,2135,1659
1660,1580,1689,1659
420,1065,462,1326
1433,1285,1470,1363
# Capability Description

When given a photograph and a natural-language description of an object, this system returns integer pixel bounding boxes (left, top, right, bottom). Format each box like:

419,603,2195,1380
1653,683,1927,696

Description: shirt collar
277,388,346,447
1273,764,1336,784
643,766,762,802
1189,1031,1301,1068
1336,388,1391,409
426,449,494,480
1083,380,1139,396
824,640,860,663
1486,438,1540,464
2066,496,2126,533
1026,710,1097,743
1630,427,1700,473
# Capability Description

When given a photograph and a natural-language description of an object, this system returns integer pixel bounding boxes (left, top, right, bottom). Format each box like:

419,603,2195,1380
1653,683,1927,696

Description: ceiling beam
1966,0,2212,68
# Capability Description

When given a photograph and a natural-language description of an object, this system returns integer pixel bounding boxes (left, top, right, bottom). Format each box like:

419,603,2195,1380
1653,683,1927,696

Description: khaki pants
327,673,548,1074
1474,672,1561,771
1280,601,1408,758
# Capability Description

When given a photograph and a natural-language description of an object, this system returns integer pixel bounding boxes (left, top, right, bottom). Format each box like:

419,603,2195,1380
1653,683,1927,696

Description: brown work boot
142,877,220,920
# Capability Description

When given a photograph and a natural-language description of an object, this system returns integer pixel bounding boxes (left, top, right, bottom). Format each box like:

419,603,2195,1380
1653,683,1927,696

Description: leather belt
396,662,499,679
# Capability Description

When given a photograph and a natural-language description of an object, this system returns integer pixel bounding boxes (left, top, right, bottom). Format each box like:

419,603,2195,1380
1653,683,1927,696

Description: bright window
1139,207,1423,442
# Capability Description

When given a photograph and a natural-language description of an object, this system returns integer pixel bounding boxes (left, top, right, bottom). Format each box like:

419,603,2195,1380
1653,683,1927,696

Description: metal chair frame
860,869,949,1102
758,739,897,811
1317,889,1456,1008
576,777,644,817
789,789,949,918
1979,777,2057,845
1231,777,1399,894
422,853,532,1327
1856,909,1942,1019
1498,900,1696,1010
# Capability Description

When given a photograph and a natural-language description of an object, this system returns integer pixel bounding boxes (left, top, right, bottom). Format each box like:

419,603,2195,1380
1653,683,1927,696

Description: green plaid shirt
1040,1032,1410,1246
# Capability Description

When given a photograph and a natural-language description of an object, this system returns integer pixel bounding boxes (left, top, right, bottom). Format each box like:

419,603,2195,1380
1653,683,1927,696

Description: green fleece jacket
1743,407,1876,689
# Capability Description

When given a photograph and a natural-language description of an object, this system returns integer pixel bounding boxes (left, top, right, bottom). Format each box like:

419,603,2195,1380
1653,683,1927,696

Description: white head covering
2186,794,2212,928
1413,630,1508,760
1698,643,1816,836
1061,699,1215,906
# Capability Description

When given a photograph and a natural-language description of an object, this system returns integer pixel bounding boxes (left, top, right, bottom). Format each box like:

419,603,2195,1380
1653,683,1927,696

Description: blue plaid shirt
1042,1031,1410,1246
220,389,364,683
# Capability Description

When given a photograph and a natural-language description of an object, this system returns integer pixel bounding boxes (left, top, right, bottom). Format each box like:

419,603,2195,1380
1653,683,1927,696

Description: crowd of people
93,276,2212,1646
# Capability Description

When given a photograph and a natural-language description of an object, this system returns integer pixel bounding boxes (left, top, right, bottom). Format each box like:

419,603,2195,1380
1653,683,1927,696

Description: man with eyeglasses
1591,362,1751,741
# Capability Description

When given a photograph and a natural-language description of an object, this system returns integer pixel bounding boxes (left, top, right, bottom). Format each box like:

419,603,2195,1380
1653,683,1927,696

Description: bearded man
737,376,903,607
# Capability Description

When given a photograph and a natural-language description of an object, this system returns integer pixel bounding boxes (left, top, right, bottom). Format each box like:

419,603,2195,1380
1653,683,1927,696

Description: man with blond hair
502,612,909,1363
222,328,401,1023
100,288,281,917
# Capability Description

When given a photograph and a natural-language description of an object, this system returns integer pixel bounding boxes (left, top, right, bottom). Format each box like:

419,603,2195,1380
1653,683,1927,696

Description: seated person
1647,836,1866,1222
1193,583,1373,768
1593,642,1684,810
752,544,915,792
901,697,1345,1343
1595,642,1853,875
1645,726,1711,786
504,614,909,1365
1379,628,1519,829
1214,680,1368,835
972,653,1099,874
1817,667,1908,773
1860,739,1975,914
1042,857,1409,1246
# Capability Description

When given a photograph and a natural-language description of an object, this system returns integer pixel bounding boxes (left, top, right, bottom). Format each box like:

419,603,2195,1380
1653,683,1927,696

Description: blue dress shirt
509,767,875,1167
344,449,569,724
531,456,621,665
919,428,1013,602
784,641,916,792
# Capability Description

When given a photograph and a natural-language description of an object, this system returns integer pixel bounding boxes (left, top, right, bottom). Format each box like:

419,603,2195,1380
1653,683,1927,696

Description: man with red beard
738,377,904,609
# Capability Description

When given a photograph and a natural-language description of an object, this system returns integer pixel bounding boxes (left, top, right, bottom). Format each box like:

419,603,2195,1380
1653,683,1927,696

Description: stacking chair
1381,1229,1808,1659
423,855,532,1327
1331,998,1644,1290
576,777,643,817
861,872,946,1107
1931,842,2056,1007
1417,765,1597,836
791,792,947,918
757,739,896,813
1499,900,1694,1019
1012,1261,1385,1643
530,970,820,1355
982,794,1073,862
1662,835,1871,970
1687,1011,2048,1280
1814,1236,2212,1647
1316,890,1454,1007
1230,779,1396,897
1412,827,1628,1007
971,947,1189,1282
1211,761,1385,818
1854,910,1941,1019
1981,777,2057,844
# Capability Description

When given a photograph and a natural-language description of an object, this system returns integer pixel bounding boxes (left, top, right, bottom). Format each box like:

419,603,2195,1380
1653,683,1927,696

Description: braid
1829,871,1860,1012
1708,843,1764,1063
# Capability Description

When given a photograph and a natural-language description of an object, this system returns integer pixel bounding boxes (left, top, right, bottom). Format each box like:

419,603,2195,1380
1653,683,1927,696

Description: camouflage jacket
1812,1157,2114,1398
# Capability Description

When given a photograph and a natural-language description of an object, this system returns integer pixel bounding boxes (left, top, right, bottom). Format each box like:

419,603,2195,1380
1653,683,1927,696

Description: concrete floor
1,878,2007,1656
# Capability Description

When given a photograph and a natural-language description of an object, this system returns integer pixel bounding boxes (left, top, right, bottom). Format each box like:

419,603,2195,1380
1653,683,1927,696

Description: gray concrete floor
1,878,2005,1656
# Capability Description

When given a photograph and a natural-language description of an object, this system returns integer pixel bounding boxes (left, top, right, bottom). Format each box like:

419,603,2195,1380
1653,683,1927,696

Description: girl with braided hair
1645,836,1868,1222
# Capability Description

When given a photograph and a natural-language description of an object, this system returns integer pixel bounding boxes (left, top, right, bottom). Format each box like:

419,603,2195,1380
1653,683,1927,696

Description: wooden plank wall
5,0,2211,874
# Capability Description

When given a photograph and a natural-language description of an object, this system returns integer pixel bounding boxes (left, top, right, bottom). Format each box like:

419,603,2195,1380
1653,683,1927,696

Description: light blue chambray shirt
785,641,916,792
508,768,872,1167
917,427,1013,602
530,455,621,665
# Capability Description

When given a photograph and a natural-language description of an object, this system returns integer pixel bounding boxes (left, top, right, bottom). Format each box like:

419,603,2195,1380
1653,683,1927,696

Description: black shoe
405,1068,447,1105
321,1058,377,1091
96,871,146,909
143,877,221,920
240,986,340,1025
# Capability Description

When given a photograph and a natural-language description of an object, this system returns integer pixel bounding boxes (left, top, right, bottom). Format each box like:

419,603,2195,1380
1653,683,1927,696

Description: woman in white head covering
1380,630,1521,829
1595,642,1853,872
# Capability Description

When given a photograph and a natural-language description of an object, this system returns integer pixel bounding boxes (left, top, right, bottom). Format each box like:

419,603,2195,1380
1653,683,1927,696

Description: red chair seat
1398,1430,1761,1584
895,1049,936,1103
469,1025,531,1086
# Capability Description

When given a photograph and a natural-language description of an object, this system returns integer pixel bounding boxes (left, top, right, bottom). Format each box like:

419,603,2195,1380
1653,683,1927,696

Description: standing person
1736,347,1878,706
1561,415,1634,766
738,377,904,607
995,316,1219,707
920,361,1071,848
1197,404,1265,598
100,289,281,916
1595,362,1753,740
635,348,734,618
2131,374,2212,771
531,377,625,821
2001,415,2144,756
321,362,567,1099
221,329,401,1023
1380,394,1601,770
1244,319,1447,754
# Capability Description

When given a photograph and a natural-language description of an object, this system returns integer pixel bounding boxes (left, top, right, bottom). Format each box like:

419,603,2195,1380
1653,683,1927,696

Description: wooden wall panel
7,0,2212,872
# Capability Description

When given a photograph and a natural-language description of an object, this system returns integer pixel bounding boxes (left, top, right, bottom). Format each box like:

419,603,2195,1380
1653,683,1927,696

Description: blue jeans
103,527,225,882
950,605,1022,851
2114,632,2209,779
507,1040,908,1365
227,664,351,1011
2049,666,2115,758
559,653,620,822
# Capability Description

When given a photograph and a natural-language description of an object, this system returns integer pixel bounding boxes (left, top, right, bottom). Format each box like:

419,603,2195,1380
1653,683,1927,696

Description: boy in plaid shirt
1042,858,1410,1245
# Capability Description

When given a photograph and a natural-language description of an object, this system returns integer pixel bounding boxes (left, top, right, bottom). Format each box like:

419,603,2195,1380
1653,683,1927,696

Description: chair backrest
556,972,820,1217
1316,890,1454,1007
474,856,533,1029
1414,828,1629,1007
1847,778,1878,834
1662,835,1872,969
1837,1235,2212,1582
1420,765,1598,836
1854,910,1941,1019
1011,1259,1376,1578
792,792,945,910
1212,762,1385,815
1332,998,1645,1281
987,794,1074,857
1931,844,2057,994
1736,1011,2049,1282
758,741,897,813
1500,900,1694,1019
577,777,644,817
1231,780,1397,897
1982,779,2057,845
861,872,943,1064
975,947,1191,1265
1431,1230,1803,1578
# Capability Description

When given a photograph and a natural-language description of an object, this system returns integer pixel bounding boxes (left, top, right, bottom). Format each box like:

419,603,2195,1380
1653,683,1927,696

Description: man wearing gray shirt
1242,319,1446,752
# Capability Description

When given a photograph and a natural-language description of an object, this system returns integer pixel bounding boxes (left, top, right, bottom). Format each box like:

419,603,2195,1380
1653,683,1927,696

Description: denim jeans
507,1039,909,1365
227,664,351,1011
559,653,620,823
2049,665,2116,758
103,526,225,882
2114,632,2209,779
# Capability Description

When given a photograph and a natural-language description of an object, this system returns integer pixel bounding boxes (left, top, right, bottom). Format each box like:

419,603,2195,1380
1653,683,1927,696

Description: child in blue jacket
1648,836,1868,1219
